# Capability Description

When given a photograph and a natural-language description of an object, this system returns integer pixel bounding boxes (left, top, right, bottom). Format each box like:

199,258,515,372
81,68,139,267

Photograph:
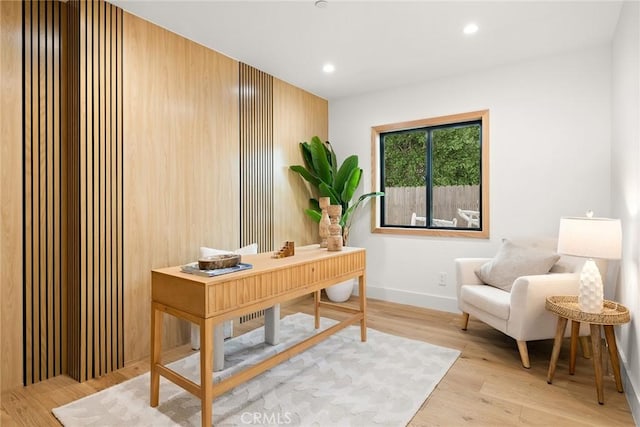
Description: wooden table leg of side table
569,320,580,375
200,317,214,427
603,325,624,393
589,324,604,404
547,316,568,384
150,304,163,407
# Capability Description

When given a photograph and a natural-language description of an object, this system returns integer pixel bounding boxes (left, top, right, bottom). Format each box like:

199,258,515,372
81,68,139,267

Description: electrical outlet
438,272,447,286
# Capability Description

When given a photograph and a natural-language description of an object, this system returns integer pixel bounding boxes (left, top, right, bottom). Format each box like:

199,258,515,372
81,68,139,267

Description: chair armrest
507,272,580,340
455,258,490,285
455,258,491,300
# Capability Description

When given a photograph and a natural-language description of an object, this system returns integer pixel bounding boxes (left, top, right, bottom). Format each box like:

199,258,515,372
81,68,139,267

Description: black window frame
370,110,490,239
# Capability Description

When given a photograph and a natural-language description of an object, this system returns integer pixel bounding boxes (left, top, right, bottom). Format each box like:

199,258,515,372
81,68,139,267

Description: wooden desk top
152,245,365,285
151,245,366,319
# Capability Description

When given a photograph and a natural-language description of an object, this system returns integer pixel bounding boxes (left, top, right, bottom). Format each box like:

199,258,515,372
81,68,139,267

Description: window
371,110,489,238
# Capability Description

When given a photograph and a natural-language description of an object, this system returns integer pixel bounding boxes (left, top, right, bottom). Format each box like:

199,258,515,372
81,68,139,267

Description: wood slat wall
22,0,68,386
3,1,328,389
65,0,124,382
1,0,25,392
22,0,123,385
239,64,274,251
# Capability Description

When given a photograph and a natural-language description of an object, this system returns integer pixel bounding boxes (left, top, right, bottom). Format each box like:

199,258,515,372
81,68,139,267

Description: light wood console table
150,245,367,427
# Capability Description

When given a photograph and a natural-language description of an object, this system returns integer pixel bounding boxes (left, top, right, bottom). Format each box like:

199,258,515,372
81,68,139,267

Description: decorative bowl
198,254,240,270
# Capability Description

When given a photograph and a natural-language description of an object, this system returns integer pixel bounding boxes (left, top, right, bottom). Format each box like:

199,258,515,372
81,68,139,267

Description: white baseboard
621,359,640,425
355,285,459,313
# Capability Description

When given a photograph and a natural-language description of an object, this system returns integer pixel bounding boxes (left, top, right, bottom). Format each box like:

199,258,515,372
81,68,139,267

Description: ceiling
109,0,623,101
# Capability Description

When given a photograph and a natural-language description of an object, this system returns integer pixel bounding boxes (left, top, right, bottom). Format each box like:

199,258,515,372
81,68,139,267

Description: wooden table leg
589,324,604,404
359,274,367,342
579,336,592,359
150,303,163,407
314,290,320,329
603,325,624,393
569,320,580,375
200,317,214,427
547,316,567,384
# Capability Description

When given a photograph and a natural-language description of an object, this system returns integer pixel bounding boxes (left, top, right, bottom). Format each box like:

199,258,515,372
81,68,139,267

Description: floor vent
240,310,265,324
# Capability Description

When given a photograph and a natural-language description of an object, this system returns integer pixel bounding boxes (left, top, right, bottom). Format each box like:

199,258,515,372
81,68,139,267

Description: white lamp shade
557,216,622,259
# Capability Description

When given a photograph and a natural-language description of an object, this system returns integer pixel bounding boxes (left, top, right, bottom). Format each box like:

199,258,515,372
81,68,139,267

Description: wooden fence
384,185,480,226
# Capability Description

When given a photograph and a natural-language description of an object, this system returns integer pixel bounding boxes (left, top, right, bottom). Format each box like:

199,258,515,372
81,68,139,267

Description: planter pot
325,279,355,302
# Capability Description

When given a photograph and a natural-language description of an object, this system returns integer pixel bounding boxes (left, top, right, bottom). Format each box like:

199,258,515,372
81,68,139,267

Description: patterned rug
53,313,459,426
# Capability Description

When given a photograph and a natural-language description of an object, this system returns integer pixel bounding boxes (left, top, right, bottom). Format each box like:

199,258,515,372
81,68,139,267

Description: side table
545,295,630,404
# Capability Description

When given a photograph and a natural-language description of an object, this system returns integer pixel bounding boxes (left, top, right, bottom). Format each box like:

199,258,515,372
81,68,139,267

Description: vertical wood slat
24,0,34,386
239,63,274,252
116,4,124,369
66,0,124,382
66,0,81,383
59,0,69,384
23,0,123,385
23,0,67,387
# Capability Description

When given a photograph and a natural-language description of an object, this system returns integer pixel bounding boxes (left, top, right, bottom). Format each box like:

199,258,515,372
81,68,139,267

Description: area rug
53,313,459,426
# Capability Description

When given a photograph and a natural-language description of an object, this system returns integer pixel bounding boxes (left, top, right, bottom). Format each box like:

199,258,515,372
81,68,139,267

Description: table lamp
557,212,622,313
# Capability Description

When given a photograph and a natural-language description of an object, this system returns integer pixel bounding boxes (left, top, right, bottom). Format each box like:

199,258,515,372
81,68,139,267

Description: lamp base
578,259,604,313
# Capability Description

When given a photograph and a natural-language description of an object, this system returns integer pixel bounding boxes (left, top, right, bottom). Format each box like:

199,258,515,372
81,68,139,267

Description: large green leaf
334,155,358,195
319,182,341,205
341,167,362,204
341,191,385,227
304,208,322,223
300,142,315,174
308,198,320,212
309,138,332,185
290,165,320,187
325,140,338,178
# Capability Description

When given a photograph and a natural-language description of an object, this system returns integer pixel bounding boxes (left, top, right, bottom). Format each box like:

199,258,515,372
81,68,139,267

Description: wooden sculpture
327,205,343,251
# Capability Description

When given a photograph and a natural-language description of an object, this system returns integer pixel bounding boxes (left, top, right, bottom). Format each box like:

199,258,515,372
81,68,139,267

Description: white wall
329,46,612,312
611,1,640,422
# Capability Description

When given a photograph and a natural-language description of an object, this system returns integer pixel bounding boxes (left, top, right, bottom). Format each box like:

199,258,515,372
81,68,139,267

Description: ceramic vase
578,259,604,313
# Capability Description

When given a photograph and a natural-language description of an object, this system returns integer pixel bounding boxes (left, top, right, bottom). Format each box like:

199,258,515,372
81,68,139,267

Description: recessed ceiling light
463,23,479,35
315,0,328,9
323,63,335,73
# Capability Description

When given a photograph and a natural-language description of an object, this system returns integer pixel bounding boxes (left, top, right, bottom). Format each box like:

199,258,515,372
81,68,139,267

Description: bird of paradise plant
289,136,384,244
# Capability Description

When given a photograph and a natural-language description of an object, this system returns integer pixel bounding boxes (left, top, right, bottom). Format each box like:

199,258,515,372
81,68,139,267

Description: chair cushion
460,284,511,320
475,239,560,292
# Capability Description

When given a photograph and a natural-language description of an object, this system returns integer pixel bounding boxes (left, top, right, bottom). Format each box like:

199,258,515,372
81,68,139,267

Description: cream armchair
455,238,590,368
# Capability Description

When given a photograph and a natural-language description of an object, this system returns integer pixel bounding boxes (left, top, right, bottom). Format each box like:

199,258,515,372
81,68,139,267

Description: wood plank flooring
1,296,635,426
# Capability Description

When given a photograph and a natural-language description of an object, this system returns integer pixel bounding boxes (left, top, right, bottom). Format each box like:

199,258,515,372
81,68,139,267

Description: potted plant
290,136,383,301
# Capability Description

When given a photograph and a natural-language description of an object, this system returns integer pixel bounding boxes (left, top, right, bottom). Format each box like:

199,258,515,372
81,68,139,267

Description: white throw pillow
475,239,560,292
234,243,258,255
199,243,258,258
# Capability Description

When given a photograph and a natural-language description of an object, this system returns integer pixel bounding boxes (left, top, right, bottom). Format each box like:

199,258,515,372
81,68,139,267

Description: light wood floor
1,296,635,426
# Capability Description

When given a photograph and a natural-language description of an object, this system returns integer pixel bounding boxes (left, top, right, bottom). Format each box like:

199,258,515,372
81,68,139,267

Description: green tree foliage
432,125,480,186
383,132,426,187
383,124,480,187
